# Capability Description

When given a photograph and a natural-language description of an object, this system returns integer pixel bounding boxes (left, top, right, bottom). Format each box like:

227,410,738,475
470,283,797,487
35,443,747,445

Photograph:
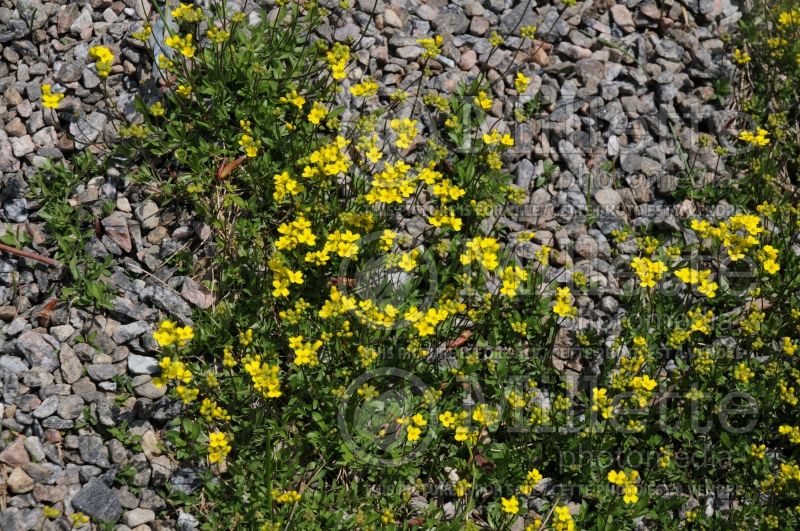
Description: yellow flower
439,411,456,428
783,337,798,356
40,84,64,109
733,48,751,64
171,2,204,22
131,24,152,41
280,89,306,110
552,506,575,531
500,495,520,514
514,72,531,93
177,84,193,97
239,133,262,158
274,490,302,504
207,27,230,44
454,478,471,497
520,25,538,39
553,287,576,318
70,513,90,526
460,236,500,270
43,506,61,519
607,469,640,504
739,128,770,146
326,42,350,80
389,118,418,149
89,46,114,77
750,443,766,459
630,257,668,288
474,90,492,110
208,432,232,464
148,101,165,117
733,362,755,383
350,78,379,97
406,425,422,442
397,250,420,272
417,35,443,59
307,101,328,125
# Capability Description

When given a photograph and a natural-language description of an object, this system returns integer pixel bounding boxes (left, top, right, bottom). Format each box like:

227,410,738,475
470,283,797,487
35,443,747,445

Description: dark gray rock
70,478,122,523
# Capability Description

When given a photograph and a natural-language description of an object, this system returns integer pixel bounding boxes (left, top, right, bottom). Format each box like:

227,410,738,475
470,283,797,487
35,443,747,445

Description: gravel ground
0,0,742,528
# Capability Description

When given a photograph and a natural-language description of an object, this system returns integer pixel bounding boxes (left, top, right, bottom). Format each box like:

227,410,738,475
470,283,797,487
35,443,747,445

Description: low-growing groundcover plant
32,0,800,528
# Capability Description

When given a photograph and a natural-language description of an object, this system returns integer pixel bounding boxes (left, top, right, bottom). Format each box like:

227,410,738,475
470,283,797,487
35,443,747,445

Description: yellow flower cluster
674,267,718,298
501,495,520,514
396,413,427,442
208,432,232,464
350,78,378,97
460,236,500,270
779,379,798,406
591,387,613,419
326,42,349,80
40,84,63,109
149,101,165,116
319,286,358,319
71,513,90,526
153,320,194,347
608,469,640,504
89,46,114,77
153,356,192,387
428,209,462,231
553,287,576,318
750,443,766,460
551,506,575,531
172,2,204,22
630,375,657,407
518,468,542,495
389,118,418,149
165,34,196,58
756,245,780,275
273,489,301,504
482,130,514,146
778,8,800,27
417,35,443,59
302,135,350,178
738,128,770,146
779,425,800,444
733,48,751,64
783,337,798,356
404,305,448,337
439,410,477,443
280,89,305,109
289,335,323,366
276,214,316,250
269,256,303,298
207,27,230,44
630,257,668,288
307,101,328,125
200,398,231,422
474,91,492,110
175,385,198,404
357,133,383,163
365,160,416,204
499,266,528,298
273,171,304,202
131,24,152,41
514,72,531,93
242,355,282,398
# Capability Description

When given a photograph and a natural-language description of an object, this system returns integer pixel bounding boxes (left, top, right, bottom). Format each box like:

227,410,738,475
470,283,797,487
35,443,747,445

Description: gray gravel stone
57,395,85,419
32,396,59,419
124,508,156,527
71,478,122,523
135,199,160,230
128,353,158,375
15,331,58,372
